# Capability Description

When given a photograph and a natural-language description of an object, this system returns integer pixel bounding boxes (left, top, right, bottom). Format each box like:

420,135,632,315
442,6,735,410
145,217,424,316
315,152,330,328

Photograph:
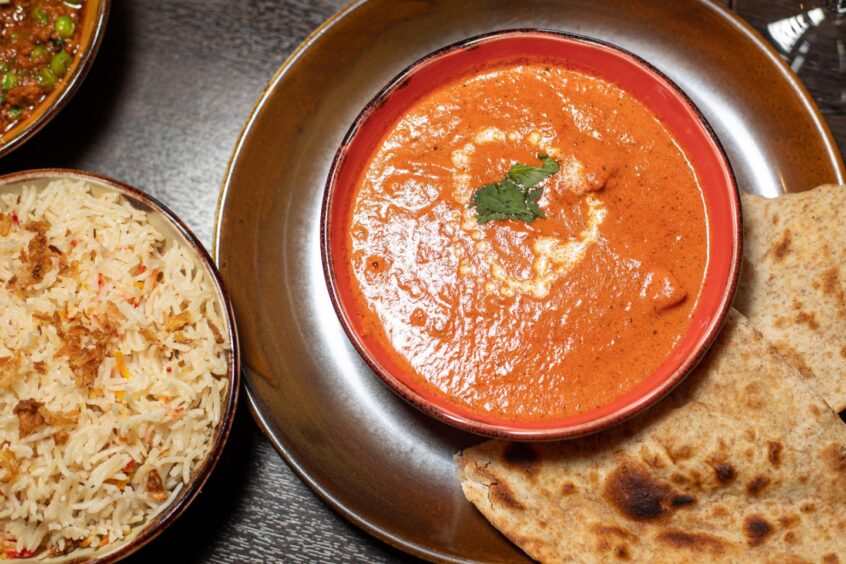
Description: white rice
0,180,230,558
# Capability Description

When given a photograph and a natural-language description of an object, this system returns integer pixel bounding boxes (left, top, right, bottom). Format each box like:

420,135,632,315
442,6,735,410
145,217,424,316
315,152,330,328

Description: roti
735,184,846,412
456,310,846,563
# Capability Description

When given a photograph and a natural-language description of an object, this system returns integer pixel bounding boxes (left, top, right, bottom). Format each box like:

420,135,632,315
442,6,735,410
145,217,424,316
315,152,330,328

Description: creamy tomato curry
342,61,709,421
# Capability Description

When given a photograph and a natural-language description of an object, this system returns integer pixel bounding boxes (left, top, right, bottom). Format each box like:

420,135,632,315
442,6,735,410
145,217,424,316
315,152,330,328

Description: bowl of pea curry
0,0,109,157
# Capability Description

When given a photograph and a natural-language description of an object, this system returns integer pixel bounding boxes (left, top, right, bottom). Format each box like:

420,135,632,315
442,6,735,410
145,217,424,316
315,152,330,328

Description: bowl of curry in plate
322,29,742,440
0,0,109,158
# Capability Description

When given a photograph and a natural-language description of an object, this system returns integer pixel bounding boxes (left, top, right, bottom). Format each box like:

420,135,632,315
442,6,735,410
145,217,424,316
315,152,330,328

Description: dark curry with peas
0,0,84,132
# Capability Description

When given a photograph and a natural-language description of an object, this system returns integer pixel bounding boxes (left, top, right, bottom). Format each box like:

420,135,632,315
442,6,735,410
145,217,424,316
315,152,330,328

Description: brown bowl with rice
0,170,239,562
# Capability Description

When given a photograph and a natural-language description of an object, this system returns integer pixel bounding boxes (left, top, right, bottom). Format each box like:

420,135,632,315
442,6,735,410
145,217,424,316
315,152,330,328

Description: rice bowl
0,171,238,561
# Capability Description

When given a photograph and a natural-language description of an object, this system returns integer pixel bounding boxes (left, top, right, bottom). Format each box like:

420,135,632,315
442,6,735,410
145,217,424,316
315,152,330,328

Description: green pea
8,107,23,119
65,0,83,5
1,72,18,91
54,16,75,38
0,94,6,106
38,67,57,87
32,6,49,25
0,62,7,73
51,51,72,76
30,45,49,61
10,32,20,41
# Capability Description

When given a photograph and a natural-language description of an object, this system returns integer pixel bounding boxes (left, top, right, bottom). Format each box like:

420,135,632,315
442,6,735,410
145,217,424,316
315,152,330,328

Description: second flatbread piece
735,184,846,411
457,311,846,563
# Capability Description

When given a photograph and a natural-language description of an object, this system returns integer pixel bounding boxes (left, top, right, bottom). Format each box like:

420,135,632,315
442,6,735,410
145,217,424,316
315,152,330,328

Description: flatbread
456,311,846,563
735,184,846,412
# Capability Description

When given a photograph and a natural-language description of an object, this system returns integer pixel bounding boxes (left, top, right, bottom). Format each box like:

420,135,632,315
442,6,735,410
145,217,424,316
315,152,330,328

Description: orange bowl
322,29,741,440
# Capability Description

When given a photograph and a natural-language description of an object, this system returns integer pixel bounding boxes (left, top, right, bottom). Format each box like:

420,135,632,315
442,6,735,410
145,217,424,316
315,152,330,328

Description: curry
342,61,709,421
0,0,84,132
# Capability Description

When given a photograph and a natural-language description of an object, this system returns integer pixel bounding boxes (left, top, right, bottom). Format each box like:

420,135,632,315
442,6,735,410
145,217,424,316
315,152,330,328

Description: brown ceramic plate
214,1,845,562
0,169,239,563
0,0,110,159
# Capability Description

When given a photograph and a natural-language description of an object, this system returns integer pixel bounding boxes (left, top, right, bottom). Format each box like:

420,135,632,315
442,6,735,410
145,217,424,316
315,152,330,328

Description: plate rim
212,0,845,562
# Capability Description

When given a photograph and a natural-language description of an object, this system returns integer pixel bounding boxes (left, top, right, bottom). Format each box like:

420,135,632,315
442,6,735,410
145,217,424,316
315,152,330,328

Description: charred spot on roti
743,381,765,409
823,554,841,564
489,481,525,511
745,475,771,496
614,545,630,559
771,212,780,225
769,229,792,261
593,525,635,560
821,267,846,317
502,443,539,479
710,505,729,518
661,442,693,464
783,531,798,544
744,515,774,546
771,342,815,379
604,461,693,521
669,494,695,507
799,502,816,514
821,443,846,473
641,447,666,469
794,310,819,330
669,472,687,485
560,481,577,495
592,524,636,541
655,530,726,554
822,267,840,296
767,441,783,467
778,514,800,528
713,463,736,484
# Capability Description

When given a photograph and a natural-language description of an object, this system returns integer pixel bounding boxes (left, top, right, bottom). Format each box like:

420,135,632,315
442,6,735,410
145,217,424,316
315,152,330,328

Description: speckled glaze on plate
214,1,845,562
0,169,240,564
0,0,110,159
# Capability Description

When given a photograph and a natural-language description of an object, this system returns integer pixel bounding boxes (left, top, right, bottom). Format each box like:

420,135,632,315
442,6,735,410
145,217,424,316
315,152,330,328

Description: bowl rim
0,168,241,562
0,0,111,159
321,28,742,441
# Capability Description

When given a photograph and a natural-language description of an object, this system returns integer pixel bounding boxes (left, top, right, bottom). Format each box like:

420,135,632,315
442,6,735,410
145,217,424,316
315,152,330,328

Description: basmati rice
0,180,230,558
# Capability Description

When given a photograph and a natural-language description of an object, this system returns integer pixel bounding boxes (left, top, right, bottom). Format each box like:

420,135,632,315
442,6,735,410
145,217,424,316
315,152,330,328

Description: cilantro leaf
470,154,559,224
472,179,538,224
506,154,560,188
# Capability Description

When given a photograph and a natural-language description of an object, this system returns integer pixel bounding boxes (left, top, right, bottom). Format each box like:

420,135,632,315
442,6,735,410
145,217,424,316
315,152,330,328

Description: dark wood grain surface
0,1,841,562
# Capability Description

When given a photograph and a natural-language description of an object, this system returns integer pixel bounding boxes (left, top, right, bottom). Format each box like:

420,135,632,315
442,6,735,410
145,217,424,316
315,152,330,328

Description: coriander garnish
470,154,559,224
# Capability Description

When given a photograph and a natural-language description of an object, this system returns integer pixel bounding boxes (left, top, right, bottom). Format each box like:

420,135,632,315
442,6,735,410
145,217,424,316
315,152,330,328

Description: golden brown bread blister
735,184,846,412
456,310,846,563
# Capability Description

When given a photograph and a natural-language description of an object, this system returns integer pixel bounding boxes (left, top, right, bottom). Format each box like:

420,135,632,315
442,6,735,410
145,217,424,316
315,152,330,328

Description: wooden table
1,1,841,562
